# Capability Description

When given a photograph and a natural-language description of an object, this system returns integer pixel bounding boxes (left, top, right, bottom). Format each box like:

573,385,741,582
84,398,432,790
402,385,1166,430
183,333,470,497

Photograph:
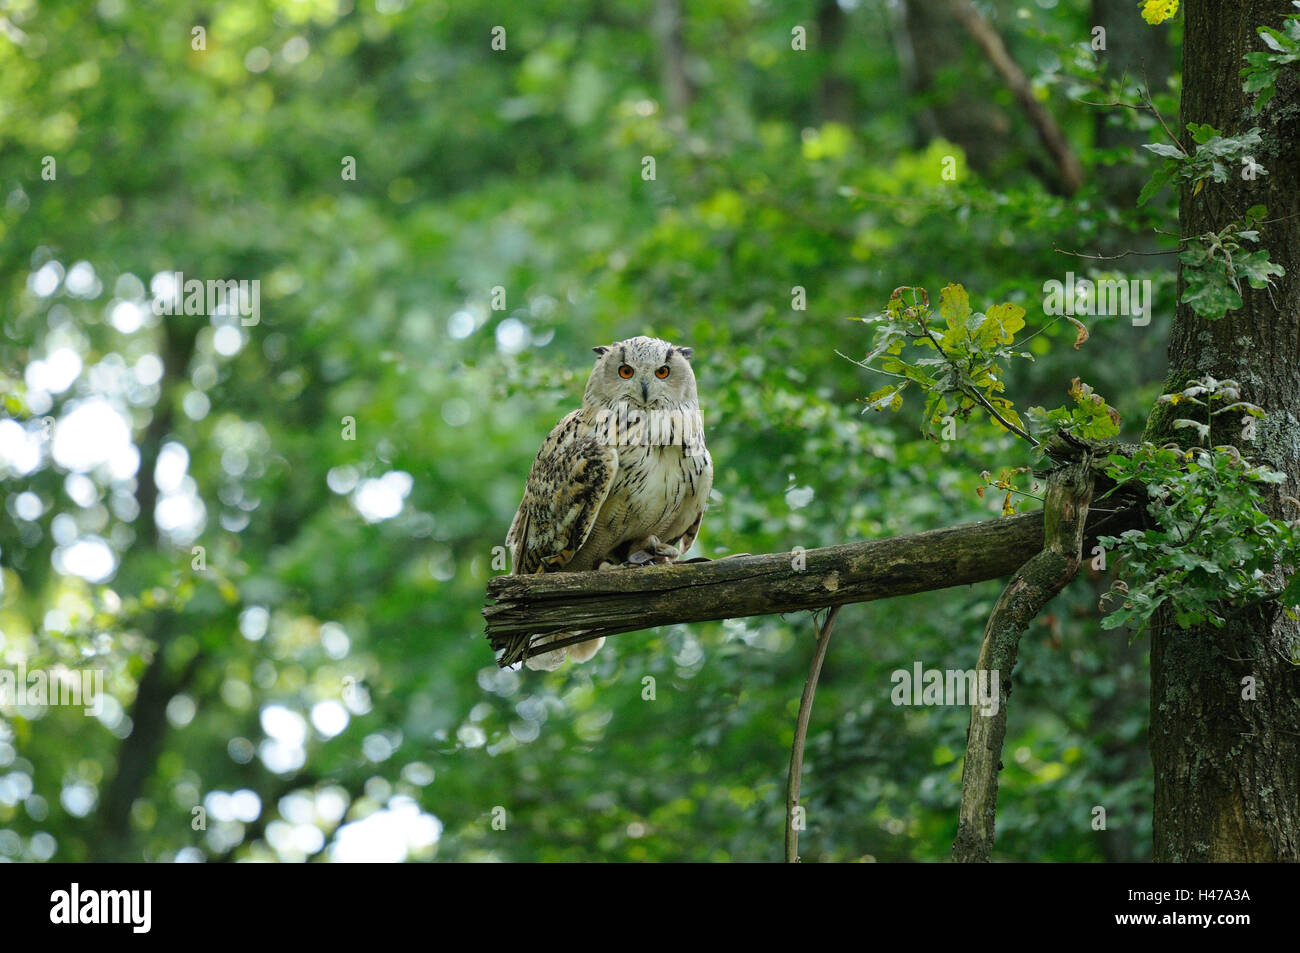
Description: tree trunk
815,0,852,123
899,0,1016,172
91,318,198,860
1144,0,1300,861
653,0,693,117
899,0,1070,193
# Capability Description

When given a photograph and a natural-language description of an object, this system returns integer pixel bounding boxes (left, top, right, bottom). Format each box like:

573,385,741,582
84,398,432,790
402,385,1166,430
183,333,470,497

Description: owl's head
584,335,698,409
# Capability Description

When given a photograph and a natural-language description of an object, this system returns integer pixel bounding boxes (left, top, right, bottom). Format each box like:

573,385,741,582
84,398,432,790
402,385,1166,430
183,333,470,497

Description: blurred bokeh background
1,0,1179,861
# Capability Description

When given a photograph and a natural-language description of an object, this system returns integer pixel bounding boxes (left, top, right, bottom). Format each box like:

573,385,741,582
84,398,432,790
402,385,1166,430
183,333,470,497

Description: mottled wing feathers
507,410,618,575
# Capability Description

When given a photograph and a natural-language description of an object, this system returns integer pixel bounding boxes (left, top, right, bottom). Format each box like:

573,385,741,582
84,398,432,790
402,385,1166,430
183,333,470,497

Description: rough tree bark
1143,0,1300,861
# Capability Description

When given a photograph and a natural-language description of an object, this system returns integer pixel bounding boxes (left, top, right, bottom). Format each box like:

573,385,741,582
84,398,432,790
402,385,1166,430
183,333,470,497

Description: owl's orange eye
618,364,635,379
655,365,670,379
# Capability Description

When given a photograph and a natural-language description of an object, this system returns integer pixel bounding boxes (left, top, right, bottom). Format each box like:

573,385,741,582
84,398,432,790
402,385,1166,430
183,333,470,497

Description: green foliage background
0,0,1177,861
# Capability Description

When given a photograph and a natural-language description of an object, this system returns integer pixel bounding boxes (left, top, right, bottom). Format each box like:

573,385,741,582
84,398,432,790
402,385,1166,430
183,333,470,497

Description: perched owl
506,336,713,670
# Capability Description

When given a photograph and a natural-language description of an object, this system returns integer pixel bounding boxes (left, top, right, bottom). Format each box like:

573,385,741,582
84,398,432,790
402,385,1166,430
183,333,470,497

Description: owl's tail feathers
521,632,606,670
523,633,567,670
566,635,606,663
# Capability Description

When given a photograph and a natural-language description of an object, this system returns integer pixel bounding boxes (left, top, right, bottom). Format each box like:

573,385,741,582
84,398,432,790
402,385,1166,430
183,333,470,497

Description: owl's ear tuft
592,346,611,358
677,346,694,360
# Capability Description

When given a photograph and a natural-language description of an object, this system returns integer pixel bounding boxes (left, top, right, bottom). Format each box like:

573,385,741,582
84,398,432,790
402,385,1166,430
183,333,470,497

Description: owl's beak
641,379,649,403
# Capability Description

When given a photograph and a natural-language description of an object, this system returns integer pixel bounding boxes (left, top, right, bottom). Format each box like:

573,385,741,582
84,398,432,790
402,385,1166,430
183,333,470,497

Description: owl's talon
649,538,680,560
624,535,680,567
598,560,623,571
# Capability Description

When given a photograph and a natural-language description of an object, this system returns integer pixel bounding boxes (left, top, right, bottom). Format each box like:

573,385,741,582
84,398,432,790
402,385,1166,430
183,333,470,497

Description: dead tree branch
951,453,1097,862
785,605,842,863
485,499,1137,668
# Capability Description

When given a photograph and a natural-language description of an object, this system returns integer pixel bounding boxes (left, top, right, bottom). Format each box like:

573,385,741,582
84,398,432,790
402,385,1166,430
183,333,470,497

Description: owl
506,336,714,670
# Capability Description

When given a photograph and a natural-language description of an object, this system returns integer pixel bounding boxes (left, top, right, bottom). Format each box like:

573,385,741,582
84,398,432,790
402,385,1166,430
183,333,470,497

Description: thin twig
1012,313,1066,348
1079,76,1184,155
1141,65,1185,155
835,349,910,381
1051,244,1181,260
785,604,842,863
1077,98,1149,110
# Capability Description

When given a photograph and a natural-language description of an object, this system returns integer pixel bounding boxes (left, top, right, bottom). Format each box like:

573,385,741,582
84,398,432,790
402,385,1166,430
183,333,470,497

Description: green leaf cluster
855,284,1032,442
1139,125,1265,206
1098,378,1296,631
1027,377,1122,443
1179,213,1286,320
1241,2,1300,112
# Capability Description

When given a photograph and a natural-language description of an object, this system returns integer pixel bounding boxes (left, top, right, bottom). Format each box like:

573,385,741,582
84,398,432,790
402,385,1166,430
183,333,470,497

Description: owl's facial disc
586,337,697,411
